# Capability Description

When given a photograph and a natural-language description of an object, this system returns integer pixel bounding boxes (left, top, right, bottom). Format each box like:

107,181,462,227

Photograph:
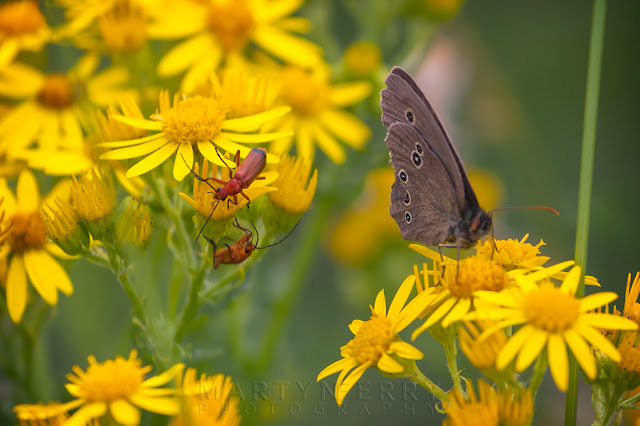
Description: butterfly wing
385,122,459,245
381,66,480,210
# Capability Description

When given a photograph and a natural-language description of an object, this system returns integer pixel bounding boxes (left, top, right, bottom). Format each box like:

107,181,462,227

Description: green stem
174,265,206,341
404,360,449,403
253,203,330,373
566,0,607,424
529,350,548,398
444,326,462,394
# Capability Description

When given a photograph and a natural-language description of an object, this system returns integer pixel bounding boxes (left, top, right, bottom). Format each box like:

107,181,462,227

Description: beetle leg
240,191,251,209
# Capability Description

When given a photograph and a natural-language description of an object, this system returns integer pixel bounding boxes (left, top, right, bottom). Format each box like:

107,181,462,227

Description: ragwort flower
473,266,638,391
98,89,290,181
172,367,241,426
0,170,73,323
264,65,371,163
15,350,183,425
0,0,50,67
0,54,132,159
150,0,322,92
317,275,436,405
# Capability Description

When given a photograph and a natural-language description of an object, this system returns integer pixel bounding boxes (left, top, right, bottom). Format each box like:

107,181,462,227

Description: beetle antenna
256,219,301,249
250,219,259,247
181,154,218,193
214,147,235,175
195,199,219,243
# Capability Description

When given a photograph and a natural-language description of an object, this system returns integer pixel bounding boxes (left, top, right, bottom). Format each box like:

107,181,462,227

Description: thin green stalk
175,264,206,341
443,326,462,394
529,351,548,398
404,360,449,403
566,0,607,424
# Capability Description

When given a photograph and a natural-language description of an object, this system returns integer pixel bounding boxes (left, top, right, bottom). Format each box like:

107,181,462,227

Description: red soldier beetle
204,218,300,269
182,147,268,242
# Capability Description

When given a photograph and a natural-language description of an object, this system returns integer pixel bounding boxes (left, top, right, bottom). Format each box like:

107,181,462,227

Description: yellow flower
0,54,133,159
0,196,11,245
459,321,507,371
116,199,152,245
14,401,74,425
343,41,382,78
97,89,290,180
265,65,371,164
475,233,549,270
0,171,73,323
30,350,183,425
0,0,50,67
442,380,533,426
617,332,640,374
150,0,322,92
473,266,638,391
41,197,90,256
317,275,437,405
180,157,277,223
624,272,640,324
172,367,241,426
328,168,399,266
58,0,154,53
71,169,117,223
269,154,317,214
410,245,512,339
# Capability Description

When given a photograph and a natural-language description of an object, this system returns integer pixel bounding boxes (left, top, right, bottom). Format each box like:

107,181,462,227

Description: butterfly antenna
256,219,301,250
487,205,560,216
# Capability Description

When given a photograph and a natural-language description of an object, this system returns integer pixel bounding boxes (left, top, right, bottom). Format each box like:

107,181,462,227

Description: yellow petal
387,274,415,320
373,290,386,316
560,265,581,294
329,82,372,107
389,341,423,360
309,121,345,164
348,320,363,335
336,362,369,406
65,402,108,426
564,329,597,380
574,320,621,362
253,0,303,22
7,255,27,323
17,170,39,211
221,106,291,132
23,250,62,305
141,363,184,388
157,33,215,76
377,352,403,373
126,143,179,178
100,137,170,160
96,133,164,149
320,109,370,149
395,288,438,332
547,334,569,391
112,115,162,131
496,324,535,370
294,120,314,162
317,357,356,381
441,297,471,328
252,26,321,67
197,140,235,168
222,131,293,143
109,399,139,426
127,395,180,416
174,143,194,181
580,313,638,331
579,292,618,312
514,328,548,372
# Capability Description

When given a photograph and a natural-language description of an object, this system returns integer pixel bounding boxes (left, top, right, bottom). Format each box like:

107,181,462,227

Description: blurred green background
9,1,640,424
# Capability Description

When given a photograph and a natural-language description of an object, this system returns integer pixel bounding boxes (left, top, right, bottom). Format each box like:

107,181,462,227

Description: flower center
522,283,580,332
207,0,254,53
159,96,227,144
78,357,147,402
36,74,75,110
345,312,393,365
8,212,46,252
98,0,147,52
0,0,46,37
445,257,508,298
280,67,328,117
